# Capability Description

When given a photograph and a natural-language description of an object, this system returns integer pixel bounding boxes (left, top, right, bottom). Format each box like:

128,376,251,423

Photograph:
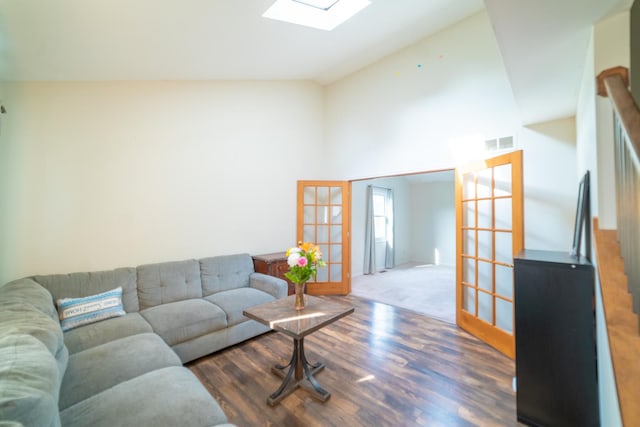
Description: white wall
518,118,578,252
410,178,455,266
0,81,324,284
325,11,578,266
324,12,522,179
577,31,599,215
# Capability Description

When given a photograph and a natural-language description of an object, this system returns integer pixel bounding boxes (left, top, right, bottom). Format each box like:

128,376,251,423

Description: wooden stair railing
598,66,640,327
596,65,640,426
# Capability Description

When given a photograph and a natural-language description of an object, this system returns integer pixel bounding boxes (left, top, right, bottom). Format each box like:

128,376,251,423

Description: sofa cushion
0,334,62,427
249,273,288,299
0,279,69,378
33,267,140,313
140,299,227,346
200,254,254,296
60,366,229,427
57,286,126,332
137,259,203,309
0,305,65,363
63,312,153,354
205,287,275,326
172,318,270,364
0,279,58,321
59,333,182,410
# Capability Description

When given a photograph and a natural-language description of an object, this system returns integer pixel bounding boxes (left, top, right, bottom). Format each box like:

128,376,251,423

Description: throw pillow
57,287,126,332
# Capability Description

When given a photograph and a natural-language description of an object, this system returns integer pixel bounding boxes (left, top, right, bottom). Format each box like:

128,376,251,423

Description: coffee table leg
267,337,330,406
299,338,330,398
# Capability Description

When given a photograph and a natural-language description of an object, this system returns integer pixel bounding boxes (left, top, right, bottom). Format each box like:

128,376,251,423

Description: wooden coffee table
243,295,354,406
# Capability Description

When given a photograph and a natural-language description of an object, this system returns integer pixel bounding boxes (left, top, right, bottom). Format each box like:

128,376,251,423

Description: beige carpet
351,263,456,324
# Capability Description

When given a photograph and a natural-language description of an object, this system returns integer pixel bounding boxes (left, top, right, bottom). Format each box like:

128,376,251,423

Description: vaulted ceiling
0,0,633,125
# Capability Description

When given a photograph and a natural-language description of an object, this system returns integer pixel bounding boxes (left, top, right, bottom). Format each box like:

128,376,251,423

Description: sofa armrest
249,273,287,299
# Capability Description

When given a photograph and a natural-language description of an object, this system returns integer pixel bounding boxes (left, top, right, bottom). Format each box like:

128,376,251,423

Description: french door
296,181,351,295
456,150,523,358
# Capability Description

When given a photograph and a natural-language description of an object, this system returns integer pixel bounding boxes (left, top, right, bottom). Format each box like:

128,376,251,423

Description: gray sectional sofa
0,253,288,427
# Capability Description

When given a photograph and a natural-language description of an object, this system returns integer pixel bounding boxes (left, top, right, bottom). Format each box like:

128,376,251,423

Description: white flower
287,252,301,267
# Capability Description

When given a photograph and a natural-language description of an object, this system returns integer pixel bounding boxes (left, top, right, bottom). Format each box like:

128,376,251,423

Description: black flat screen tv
571,170,591,261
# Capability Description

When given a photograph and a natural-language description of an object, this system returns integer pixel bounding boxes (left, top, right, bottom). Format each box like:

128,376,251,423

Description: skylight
294,0,340,10
263,0,371,31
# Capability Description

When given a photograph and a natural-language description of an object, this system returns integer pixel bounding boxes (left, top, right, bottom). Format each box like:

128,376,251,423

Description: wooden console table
252,252,294,295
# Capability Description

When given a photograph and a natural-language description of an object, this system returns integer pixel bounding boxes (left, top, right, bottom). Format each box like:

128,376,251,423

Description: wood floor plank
188,295,517,426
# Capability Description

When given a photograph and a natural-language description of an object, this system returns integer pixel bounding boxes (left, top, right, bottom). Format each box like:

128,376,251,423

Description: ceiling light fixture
263,0,371,31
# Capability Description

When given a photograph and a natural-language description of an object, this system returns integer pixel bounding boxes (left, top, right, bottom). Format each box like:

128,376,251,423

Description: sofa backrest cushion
33,268,139,313
0,280,68,375
0,279,58,321
0,307,67,364
0,281,69,425
200,254,253,296
137,259,202,310
0,334,63,427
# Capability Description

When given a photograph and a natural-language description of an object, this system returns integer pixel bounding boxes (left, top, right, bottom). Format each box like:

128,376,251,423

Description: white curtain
385,187,395,269
363,185,376,274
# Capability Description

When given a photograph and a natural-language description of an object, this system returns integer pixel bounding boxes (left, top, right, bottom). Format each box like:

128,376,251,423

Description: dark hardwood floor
188,295,517,426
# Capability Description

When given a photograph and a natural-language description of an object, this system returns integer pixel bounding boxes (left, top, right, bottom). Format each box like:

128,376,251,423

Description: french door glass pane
329,244,342,262
463,173,475,199
494,164,512,197
304,206,315,223
463,201,475,228
462,258,476,285
464,230,475,256
330,225,342,243
330,187,342,204
477,200,492,228
477,169,492,198
463,286,476,313
495,264,513,299
478,261,493,291
317,187,329,204
317,225,329,243
303,225,315,242
304,187,316,204
463,257,475,284
478,291,493,323
331,206,342,224
317,206,329,224
495,232,513,265
319,244,329,262
315,267,328,282
477,230,492,260
495,198,512,229
496,299,513,333
330,265,342,282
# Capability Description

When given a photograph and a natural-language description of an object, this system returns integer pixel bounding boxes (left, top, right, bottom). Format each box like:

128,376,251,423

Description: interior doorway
350,169,456,323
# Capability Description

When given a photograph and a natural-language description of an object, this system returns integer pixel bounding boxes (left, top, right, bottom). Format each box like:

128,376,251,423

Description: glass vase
294,282,306,310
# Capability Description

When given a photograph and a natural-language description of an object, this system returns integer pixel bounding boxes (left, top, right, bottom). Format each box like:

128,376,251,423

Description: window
373,192,387,242
262,0,371,31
